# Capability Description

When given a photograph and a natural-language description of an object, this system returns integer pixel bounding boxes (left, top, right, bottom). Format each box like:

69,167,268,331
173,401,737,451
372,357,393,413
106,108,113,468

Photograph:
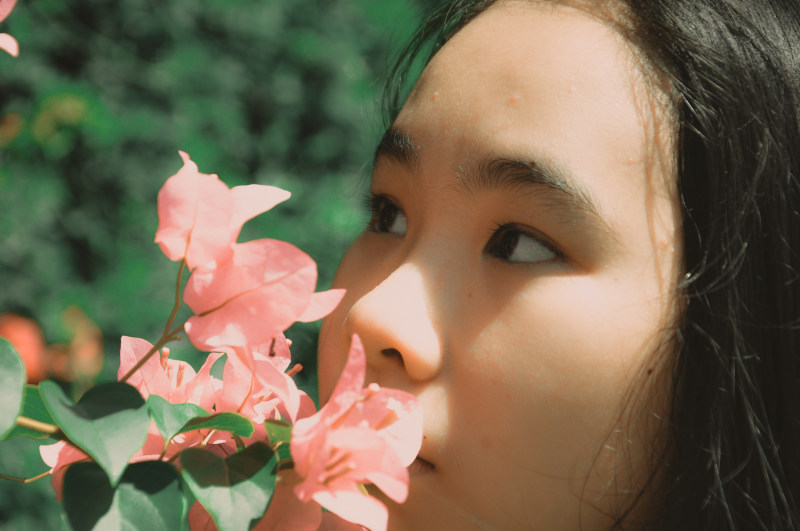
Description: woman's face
318,1,680,528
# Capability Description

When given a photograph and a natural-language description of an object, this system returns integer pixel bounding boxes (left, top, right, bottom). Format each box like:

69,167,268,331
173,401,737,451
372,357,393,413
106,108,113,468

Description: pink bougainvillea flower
215,340,315,426
154,151,290,270
117,335,221,409
40,440,89,501
289,335,422,531
40,423,185,501
0,0,18,57
183,238,344,350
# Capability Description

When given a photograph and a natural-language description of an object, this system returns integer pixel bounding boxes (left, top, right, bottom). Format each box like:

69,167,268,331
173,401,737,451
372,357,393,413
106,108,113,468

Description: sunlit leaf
3,384,55,440
39,381,150,486
178,411,255,439
180,442,277,531
264,418,293,462
0,338,25,439
147,394,209,443
62,461,186,531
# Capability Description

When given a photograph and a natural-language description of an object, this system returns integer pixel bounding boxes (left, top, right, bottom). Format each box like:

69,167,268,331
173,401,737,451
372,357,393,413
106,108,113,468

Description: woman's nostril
381,348,404,366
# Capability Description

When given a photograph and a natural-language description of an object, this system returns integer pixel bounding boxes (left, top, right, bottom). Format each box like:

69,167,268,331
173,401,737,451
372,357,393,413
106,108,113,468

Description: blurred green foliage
0,0,441,527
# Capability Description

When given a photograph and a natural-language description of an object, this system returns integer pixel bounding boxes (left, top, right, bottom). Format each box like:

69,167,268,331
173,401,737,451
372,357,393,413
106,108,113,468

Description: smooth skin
318,1,680,528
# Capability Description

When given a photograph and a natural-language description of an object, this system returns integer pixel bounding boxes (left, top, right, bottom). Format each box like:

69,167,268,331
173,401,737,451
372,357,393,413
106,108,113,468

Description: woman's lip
408,457,435,476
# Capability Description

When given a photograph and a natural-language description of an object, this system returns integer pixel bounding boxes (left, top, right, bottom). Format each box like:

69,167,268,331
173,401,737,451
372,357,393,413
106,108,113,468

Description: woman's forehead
396,3,673,211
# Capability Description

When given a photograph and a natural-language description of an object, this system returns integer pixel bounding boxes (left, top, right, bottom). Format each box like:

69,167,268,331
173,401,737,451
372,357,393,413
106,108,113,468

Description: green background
0,0,443,527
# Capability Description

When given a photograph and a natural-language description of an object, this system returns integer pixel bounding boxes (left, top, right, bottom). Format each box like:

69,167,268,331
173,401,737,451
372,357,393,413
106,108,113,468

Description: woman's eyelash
363,193,406,234
361,191,375,215
486,222,564,263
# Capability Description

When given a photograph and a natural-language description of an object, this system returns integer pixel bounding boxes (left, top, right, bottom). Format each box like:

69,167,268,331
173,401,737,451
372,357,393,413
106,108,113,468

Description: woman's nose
344,264,442,382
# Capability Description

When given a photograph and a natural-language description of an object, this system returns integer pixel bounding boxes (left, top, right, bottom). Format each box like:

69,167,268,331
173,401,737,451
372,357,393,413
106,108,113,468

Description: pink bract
0,0,17,57
289,335,422,531
154,151,290,270
182,238,344,351
117,335,220,410
0,0,16,21
40,424,191,501
213,342,314,426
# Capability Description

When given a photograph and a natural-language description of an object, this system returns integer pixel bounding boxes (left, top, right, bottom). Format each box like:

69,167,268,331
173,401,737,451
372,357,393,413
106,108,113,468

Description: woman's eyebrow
374,127,619,243
373,127,420,173
472,156,620,246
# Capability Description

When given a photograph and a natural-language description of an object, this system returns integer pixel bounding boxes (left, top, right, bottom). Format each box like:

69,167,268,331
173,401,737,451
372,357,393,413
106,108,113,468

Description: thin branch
118,336,171,383
15,415,64,439
276,458,295,473
119,260,187,383
163,259,186,336
200,429,217,448
0,470,51,484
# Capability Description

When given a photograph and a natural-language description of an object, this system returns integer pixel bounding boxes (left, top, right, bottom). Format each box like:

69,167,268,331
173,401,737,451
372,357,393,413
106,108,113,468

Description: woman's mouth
408,456,435,476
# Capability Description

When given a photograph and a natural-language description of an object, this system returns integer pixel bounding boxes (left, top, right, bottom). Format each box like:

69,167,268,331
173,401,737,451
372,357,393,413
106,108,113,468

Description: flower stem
119,260,187,383
0,470,51,484
276,458,295,473
163,259,186,337
15,415,64,440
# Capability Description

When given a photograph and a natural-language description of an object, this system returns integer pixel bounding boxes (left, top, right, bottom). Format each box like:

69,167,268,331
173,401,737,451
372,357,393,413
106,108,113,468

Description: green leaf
0,338,25,439
39,381,150,486
178,411,255,439
63,461,186,531
147,395,209,443
4,384,57,440
264,418,293,462
180,442,277,531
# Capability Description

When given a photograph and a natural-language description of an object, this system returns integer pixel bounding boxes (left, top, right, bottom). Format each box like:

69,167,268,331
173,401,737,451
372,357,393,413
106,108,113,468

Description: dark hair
383,0,800,528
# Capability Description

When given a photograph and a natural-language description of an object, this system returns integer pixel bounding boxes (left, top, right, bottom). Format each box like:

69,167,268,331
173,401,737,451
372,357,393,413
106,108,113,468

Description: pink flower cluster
40,152,422,531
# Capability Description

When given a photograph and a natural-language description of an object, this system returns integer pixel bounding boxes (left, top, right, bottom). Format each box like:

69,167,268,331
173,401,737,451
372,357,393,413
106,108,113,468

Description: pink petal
343,388,422,467
39,441,88,501
296,392,317,421
325,428,408,503
0,0,17,21
229,184,291,239
214,349,255,414
256,333,292,363
312,489,388,531
217,346,306,423
183,240,318,350
163,358,197,390
321,335,367,419
289,418,325,479
155,151,234,269
0,0,16,23
255,359,302,422
117,336,171,398
39,440,67,469
171,351,224,408
188,502,218,531
297,289,346,323
0,33,17,57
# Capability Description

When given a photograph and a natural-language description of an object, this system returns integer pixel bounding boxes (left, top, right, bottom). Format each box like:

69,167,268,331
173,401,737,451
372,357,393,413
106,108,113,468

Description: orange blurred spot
0,112,23,147
61,306,104,384
0,312,47,383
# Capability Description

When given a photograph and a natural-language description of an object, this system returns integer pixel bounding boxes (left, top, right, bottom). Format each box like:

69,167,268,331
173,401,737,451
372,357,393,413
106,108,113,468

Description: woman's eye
367,195,408,235
485,224,558,264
